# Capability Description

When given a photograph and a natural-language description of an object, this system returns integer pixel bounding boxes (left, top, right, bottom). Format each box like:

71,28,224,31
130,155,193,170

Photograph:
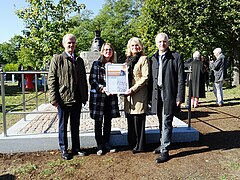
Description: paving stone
18,104,160,134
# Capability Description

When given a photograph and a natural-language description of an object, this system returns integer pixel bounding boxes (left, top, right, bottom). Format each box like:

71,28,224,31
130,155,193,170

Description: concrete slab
0,104,199,153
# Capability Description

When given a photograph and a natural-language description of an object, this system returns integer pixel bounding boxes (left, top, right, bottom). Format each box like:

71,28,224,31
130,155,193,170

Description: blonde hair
125,37,144,57
100,43,115,63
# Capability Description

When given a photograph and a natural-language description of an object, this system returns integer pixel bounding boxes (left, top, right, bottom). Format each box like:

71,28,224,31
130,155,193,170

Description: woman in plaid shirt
89,43,120,156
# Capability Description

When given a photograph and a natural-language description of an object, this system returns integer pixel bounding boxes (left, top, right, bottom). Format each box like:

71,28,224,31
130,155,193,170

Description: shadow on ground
0,173,15,180
171,130,240,159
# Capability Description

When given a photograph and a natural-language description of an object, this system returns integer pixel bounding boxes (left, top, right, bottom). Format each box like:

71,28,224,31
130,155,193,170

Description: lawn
0,82,47,134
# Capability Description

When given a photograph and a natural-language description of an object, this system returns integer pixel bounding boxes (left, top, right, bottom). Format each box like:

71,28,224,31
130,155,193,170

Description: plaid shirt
89,59,120,121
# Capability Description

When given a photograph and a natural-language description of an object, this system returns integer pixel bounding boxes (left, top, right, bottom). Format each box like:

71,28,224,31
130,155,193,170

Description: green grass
184,84,240,107
13,162,38,174
230,162,240,170
0,82,47,134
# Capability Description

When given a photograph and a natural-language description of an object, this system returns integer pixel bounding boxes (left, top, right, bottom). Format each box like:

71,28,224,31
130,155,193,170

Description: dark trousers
94,96,112,147
57,103,82,152
127,113,146,151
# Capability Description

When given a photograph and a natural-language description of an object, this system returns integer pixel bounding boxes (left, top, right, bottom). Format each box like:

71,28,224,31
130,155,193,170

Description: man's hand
176,101,182,106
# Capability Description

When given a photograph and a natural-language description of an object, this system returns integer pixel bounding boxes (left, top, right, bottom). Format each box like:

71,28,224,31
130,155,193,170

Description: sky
0,0,105,43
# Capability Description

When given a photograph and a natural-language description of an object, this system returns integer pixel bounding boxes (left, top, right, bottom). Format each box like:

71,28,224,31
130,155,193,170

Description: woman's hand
102,87,111,96
125,89,133,96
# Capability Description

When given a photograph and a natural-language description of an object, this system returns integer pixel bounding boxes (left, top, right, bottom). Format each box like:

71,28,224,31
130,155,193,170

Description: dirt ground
0,100,240,180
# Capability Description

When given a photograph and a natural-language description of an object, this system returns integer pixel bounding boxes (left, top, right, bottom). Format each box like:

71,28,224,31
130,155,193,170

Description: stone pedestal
80,51,100,73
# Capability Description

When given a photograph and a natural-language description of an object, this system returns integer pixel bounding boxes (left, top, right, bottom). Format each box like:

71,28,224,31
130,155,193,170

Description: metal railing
1,69,192,137
0,71,49,137
185,67,192,128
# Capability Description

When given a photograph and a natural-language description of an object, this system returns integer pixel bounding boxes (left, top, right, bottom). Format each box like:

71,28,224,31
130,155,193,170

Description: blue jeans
157,88,174,153
213,81,224,105
58,103,82,152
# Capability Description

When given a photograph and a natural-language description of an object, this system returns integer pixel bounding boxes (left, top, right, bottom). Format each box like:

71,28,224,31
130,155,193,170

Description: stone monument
80,30,104,73
91,30,104,52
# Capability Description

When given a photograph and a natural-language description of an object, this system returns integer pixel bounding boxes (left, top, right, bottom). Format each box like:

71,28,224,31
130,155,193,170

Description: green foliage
91,0,142,62
139,0,239,61
71,10,95,52
0,35,23,64
4,63,19,71
16,0,86,68
230,162,240,170
1,0,238,81
17,45,36,68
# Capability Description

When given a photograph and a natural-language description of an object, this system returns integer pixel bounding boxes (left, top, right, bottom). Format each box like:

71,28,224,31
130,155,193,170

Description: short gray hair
62,34,76,44
193,51,201,59
155,33,169,43
213,48,222,54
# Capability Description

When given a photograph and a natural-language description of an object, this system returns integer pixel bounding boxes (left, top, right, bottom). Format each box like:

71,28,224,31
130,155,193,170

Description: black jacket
149,49,185,115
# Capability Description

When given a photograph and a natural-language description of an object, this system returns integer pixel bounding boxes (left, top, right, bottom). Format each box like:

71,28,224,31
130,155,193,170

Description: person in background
89,43,120,156
25,66,34,90
149,33,185,163
48,34,88,160
190,51,206,108
124,37,149,154
201,53,210,91
209,48,227,107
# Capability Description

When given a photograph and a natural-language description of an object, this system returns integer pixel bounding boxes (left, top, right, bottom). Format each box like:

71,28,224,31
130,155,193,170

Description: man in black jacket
149,33,185,163
48,34,88,160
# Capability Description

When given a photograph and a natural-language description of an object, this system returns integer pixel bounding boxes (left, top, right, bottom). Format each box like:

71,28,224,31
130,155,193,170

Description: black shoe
153,146,161,154
132,149,142,154
132,147,144,154
155,152,169,163
61,150,70,160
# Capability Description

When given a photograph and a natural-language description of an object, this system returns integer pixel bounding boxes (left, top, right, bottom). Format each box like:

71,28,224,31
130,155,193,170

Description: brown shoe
218,104,223,107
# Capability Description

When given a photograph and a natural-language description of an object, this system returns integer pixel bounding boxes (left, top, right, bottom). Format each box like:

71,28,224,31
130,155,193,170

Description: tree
139,0,239,58
91,0,142,62
16,0,86,68
70,10,96,52
138,0,239,84
0,35,23,65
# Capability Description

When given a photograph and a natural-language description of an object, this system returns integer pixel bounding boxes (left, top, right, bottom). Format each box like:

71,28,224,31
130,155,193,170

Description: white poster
105,63,129,94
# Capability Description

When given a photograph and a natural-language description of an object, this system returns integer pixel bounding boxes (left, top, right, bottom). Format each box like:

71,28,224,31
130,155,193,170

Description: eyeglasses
104,49,112,51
